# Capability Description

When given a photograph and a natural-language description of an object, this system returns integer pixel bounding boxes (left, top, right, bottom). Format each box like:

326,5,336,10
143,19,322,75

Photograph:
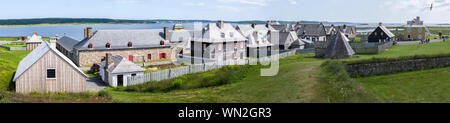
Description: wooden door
117,75,124,87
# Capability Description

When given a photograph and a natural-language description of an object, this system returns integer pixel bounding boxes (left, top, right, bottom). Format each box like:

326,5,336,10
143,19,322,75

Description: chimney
33,32,38,35
164,27,169,40
297,21,301,25
104,53,112,70
266,21,270,28
218,20,224,29
251,23,256,28
331,24,335,27
379,22,383,26
49,34,58,49
343,24,347,29
84,27,93,39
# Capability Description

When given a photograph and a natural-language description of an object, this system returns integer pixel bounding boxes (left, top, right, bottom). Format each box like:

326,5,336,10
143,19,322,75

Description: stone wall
350,41,393,54
76,48,173,66
347,57,450,76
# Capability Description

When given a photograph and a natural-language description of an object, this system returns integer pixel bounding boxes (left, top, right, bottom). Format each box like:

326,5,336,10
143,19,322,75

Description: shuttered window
47,69,56,79
129,55,133,61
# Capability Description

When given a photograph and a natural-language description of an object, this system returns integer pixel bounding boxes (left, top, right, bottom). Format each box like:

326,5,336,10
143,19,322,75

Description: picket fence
127,50,296,86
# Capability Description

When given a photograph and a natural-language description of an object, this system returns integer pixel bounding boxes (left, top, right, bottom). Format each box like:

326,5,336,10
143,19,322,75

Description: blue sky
1,0,449,23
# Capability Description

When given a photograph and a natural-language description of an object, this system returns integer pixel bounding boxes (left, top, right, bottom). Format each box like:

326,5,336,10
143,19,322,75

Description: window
131,74,137,77
47,69,56,79
160,40,165,45
407,27,412,33
88,43,93,49
147,54,152,60
221,33,225,38
160,53,167,59
129,55,133,61
101,57,106,61
128,42,133,47
106,43,111,48
418,28,423,33
381,33,384,36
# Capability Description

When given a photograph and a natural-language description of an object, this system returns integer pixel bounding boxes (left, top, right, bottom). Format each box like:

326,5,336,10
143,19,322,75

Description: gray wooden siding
16,51,86,93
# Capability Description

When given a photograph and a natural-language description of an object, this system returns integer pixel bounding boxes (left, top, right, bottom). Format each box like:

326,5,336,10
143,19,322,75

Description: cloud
217,0,276,6
184,2,205,6
288,0,297,5
217,5,241,12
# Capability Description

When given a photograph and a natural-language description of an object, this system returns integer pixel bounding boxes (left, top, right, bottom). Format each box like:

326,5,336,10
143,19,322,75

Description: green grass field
1,35,450,103
0,48,30,90
0,37,19,41
1,44,26,47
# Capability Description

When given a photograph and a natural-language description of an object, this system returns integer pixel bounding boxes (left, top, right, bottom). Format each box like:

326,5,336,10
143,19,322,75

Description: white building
99,54,146,87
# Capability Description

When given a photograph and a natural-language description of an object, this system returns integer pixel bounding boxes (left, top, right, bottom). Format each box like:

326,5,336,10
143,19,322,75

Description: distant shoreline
0,23,157,28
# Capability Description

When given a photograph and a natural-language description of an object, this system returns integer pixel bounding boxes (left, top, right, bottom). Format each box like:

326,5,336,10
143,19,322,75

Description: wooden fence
127,50,297,86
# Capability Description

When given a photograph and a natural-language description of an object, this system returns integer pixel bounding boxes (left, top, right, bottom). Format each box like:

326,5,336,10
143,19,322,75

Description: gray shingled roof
13,42,87,81
57,36,80,52
324,32,355,58
74,29,170,51
296,24,327,36
196,23,247,43
100,56,146,74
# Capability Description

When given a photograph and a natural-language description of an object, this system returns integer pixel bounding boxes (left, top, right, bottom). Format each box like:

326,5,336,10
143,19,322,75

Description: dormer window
106,43,111,48
221,33,225,38
88,43,93,49
160,40,165,45
128,42,133,47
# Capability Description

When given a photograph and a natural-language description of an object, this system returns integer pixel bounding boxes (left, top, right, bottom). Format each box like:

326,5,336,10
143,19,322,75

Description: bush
171,79,183,89
97,90,112,99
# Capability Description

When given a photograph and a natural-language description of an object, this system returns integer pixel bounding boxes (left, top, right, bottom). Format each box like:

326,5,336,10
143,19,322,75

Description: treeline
0,18,156,25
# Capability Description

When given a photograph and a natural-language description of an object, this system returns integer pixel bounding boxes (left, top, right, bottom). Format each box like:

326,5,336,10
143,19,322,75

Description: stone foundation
75,48,172,66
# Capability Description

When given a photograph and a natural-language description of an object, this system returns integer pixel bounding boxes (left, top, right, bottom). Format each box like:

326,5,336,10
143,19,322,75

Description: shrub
171,79,183,89
97,90,112,99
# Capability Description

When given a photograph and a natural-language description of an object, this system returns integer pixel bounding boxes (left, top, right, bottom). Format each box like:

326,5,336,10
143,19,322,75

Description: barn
13,41,87,93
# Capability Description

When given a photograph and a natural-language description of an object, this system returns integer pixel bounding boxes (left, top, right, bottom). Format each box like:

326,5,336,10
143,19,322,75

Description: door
117,75,124,87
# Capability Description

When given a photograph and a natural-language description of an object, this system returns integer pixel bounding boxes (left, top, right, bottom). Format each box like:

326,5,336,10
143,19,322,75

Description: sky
0,0,449,23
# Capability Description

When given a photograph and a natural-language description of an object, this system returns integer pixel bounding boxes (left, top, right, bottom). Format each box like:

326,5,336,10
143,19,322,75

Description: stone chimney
379,22,383,26
251,23,256,28
164,27,169,40
84,27,93,39
218,20,225,29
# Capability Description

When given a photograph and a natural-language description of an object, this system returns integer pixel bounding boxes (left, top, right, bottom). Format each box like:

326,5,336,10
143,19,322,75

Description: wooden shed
13,41,87,93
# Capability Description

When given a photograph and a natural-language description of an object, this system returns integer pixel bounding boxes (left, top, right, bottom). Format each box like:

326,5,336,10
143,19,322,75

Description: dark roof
74,29,170,51
296,24,327,36
57,36,80,52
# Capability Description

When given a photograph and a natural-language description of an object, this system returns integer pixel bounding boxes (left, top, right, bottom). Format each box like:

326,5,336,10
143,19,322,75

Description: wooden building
13,41,87,93
25,32,44,51
368,22,396,43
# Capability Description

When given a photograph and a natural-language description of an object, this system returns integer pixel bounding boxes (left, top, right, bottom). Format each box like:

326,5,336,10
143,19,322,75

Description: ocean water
0,23,200,40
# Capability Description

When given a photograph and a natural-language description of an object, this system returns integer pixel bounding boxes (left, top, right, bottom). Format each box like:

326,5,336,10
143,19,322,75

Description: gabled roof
26,33,44,43
198,23,247,43
13,42,87,81
74,29,170,51
236,24,273,47
325,32,355,58
100,56,146,74
296,24,327,36
56,36,80,52
378,26,396,38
